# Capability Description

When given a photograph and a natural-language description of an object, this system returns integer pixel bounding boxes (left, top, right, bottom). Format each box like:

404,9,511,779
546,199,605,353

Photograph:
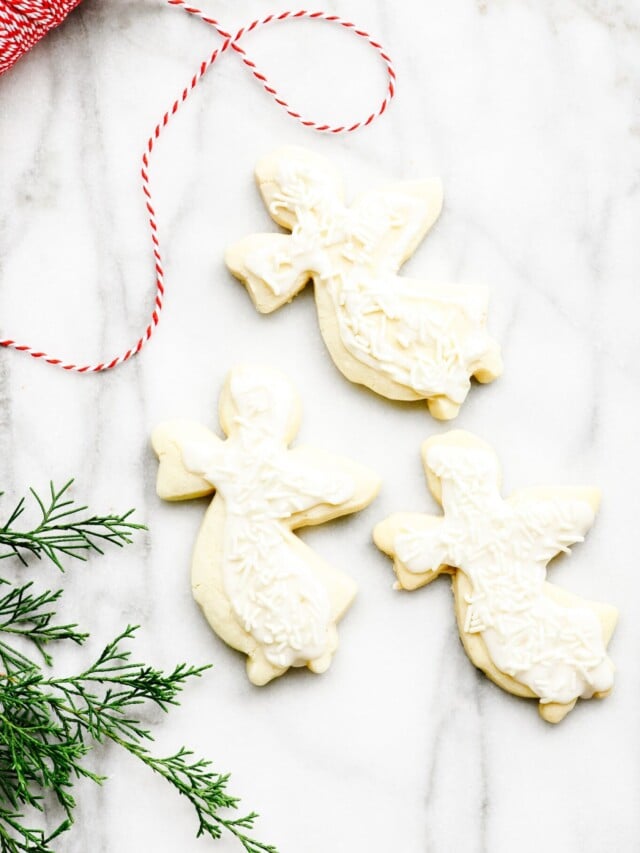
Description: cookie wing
275,447,380,528
225,233,312,313
508,487,600,564
152,420,221,500
349,180,443,273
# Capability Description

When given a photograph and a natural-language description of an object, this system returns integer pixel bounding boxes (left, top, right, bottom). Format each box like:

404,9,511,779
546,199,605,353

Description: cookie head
422,430,501,505
256,146,344,230
219,365,301,444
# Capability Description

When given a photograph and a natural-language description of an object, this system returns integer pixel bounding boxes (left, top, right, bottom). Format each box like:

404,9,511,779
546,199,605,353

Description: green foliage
0,483,277,853
0,480,142,570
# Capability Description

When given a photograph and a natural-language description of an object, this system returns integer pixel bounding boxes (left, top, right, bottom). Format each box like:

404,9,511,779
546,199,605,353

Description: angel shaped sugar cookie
152,365,380,685
226,147,502,420
374,431,617,722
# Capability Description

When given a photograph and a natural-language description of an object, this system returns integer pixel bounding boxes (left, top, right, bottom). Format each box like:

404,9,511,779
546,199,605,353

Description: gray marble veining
1,0,639,850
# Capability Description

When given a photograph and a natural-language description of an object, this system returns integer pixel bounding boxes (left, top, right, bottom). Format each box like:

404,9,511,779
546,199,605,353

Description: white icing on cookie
392,443,614,706
152,365,380,684
181,370,354,669
229,148,501,415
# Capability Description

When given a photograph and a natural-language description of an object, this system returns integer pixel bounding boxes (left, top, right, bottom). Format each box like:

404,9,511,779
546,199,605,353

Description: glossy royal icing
152,365,380,685
226,147,502,420
374,431,617,722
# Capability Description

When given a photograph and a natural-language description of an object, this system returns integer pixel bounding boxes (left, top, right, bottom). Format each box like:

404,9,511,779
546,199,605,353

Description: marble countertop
1,0,640,850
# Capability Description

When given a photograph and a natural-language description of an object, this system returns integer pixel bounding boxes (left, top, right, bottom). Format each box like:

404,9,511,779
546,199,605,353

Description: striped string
0,0,83,75
0,2,395,372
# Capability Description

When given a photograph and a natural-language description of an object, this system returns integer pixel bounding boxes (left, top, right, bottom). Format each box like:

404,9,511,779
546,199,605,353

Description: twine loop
0,2,396,373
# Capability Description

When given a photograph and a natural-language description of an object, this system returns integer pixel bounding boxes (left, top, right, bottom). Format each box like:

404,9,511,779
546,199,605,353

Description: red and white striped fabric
0,2,396,373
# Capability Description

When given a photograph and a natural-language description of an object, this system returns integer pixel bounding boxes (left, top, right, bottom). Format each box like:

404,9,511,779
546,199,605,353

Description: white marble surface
1,0,640,850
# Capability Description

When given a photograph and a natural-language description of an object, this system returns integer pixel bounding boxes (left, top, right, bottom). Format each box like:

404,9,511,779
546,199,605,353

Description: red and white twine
0,1,395,373
0,0,82,75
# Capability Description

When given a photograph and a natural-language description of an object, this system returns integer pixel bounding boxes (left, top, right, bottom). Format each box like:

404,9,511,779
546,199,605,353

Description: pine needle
0,483,277,852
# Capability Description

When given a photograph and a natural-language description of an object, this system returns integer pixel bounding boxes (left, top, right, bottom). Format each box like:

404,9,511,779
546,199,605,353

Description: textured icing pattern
376,435,616,711
229,148,502,416
153,365,381,683
180,369,355,669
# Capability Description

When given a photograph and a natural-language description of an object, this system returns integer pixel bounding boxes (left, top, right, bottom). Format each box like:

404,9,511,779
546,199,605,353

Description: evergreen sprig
0,483,277,853
0,480,143,570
